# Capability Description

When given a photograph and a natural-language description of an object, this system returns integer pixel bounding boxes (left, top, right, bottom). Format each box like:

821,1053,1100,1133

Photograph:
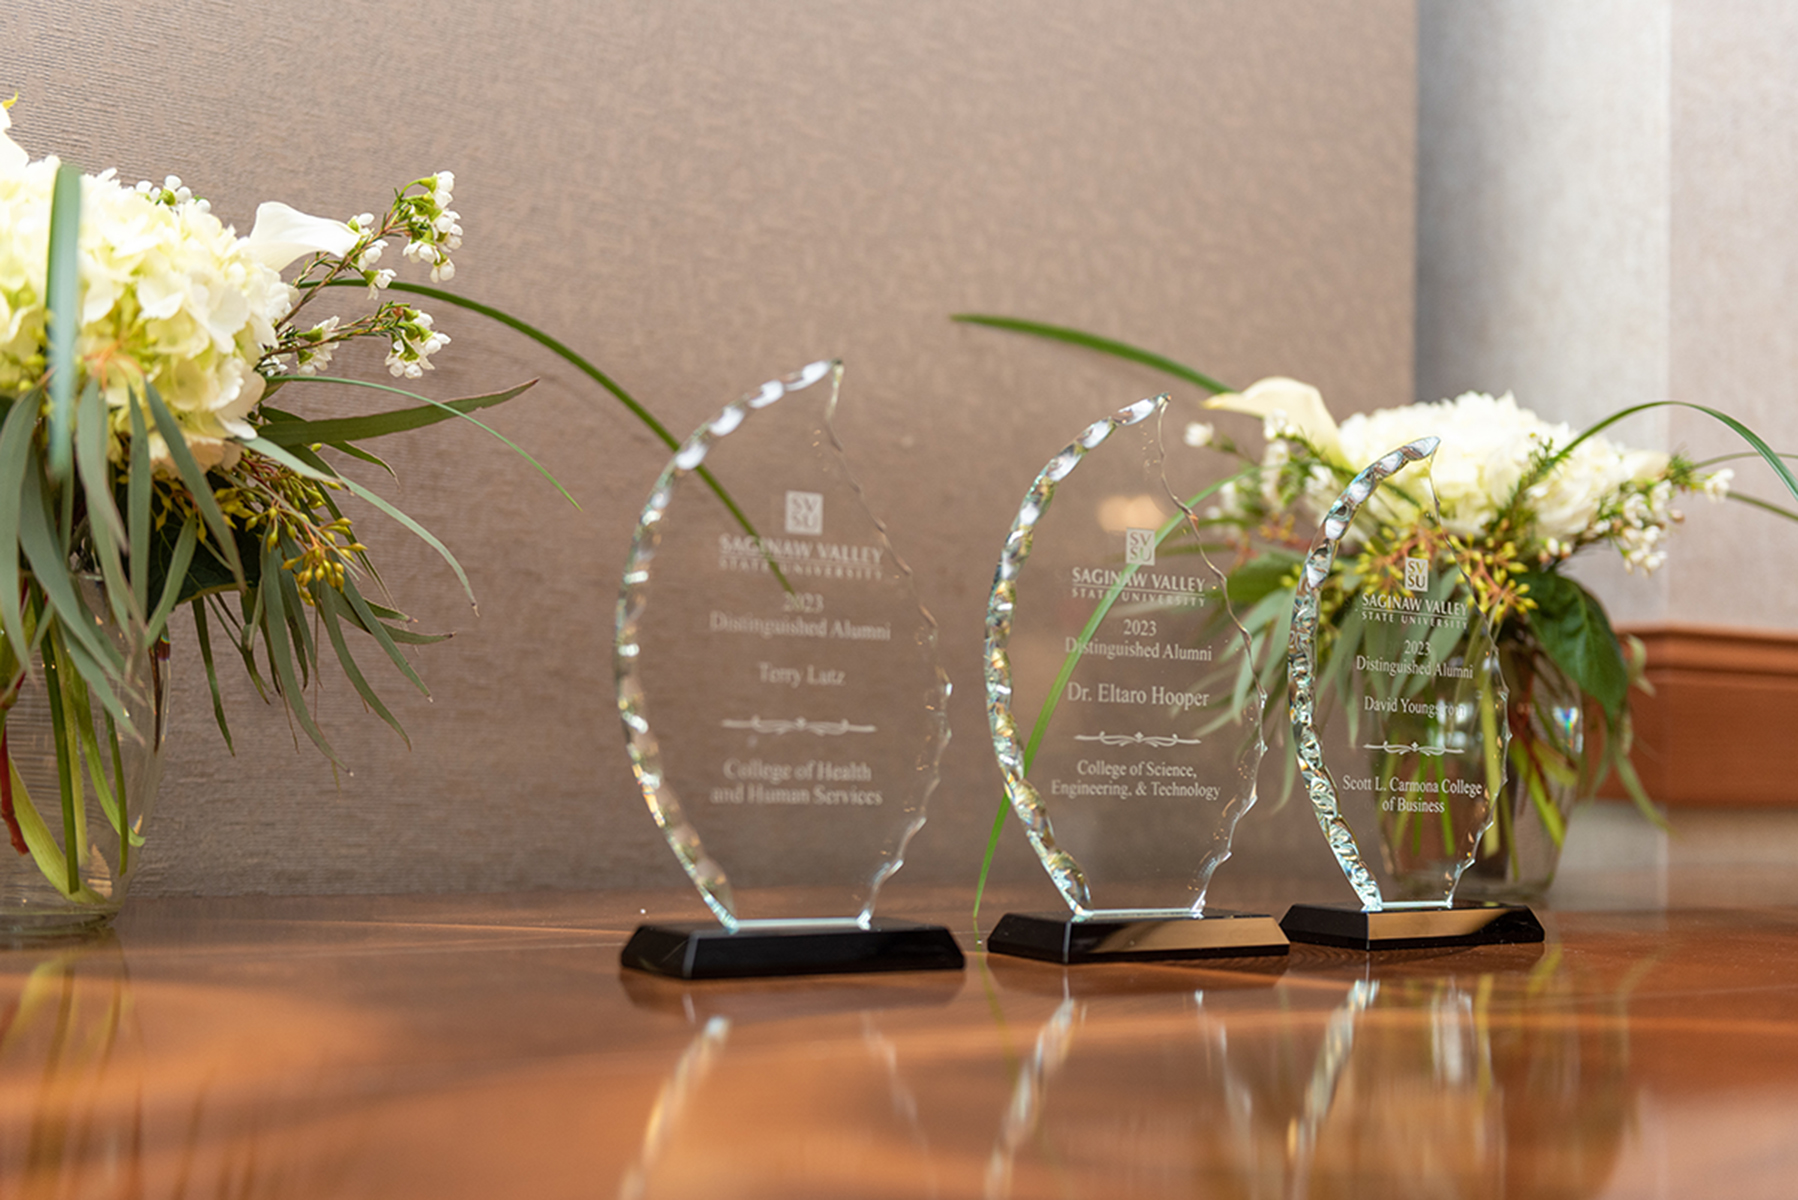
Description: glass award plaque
1280,438,1544,950
983,395,1286,963
615,361,962,979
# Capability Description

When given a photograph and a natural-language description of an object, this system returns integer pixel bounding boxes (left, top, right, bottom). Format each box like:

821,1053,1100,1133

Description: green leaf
343,281,682,450
952,315,1235,395
338,574,431,694
1225,552,1302,611
44,162,82,483
330,280,774,539
144,517,199,646
76,379,135,631
5,755,106,904
127,389,152,617
17,455,120,676
256,379,531,445
0,393,40,658
1519,571,1629,723
257,538,339,764
317,586,408,746
141,384,244,587
1555,400,1798,509
193,600,235,754
264,376,576,510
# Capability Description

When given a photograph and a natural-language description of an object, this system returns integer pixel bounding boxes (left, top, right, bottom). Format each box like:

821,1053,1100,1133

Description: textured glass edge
613,360,951,932
1285,436,1511,912
982,395,1269,920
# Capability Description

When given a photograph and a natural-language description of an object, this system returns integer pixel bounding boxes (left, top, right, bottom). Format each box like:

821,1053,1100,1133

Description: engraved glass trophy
616,361,962,978
983,395,1287,962
1279,439,1545,950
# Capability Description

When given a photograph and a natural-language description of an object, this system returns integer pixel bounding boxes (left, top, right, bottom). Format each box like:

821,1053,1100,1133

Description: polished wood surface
3,877,1797,1198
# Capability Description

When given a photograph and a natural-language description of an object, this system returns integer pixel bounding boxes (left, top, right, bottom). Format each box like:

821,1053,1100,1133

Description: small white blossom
1184,421,1214,448
1701,469,1733,501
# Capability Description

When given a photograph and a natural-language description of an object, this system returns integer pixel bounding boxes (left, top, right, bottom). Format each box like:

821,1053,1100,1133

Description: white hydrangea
1334,391,1667,539
0,109,356,471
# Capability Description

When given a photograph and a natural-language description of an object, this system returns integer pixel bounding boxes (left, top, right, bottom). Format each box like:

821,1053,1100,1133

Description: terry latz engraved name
757,662,846,688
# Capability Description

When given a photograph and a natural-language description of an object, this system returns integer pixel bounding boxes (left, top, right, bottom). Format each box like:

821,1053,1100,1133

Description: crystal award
1279,439,1544,950
982,395,1286,962
615,361,962,978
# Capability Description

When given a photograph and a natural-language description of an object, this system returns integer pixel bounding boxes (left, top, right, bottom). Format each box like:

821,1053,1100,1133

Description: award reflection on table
615,361,962,979
1280,438,1545,950
982,951,1625,1200
982,395,1286,963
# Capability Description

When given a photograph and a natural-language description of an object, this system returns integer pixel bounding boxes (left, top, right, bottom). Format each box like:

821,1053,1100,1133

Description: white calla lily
0,104,26,173
243,201,360,271
1206,376,1343,457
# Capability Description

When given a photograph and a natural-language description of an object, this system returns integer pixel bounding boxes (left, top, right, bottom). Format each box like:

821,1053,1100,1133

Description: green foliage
1515,571,1628,724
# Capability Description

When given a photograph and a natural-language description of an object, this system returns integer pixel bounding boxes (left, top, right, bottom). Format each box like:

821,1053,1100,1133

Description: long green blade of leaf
193,600,235,754
39,630,81,894
317,586,408,746
17,456,119,675
141,384,244,586
44,162,83,483
338,574,430,694
342,281,681,448
75,379,135,630
0,394,40,656
144,517,199,646
1559,401,1798,507
264,376,575,509
127,389,153,617
256,379,530,444
952,315,1235,395
258,539,339,764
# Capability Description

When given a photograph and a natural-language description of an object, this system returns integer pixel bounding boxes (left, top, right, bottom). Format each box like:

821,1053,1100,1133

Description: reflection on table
0,889,1791,1198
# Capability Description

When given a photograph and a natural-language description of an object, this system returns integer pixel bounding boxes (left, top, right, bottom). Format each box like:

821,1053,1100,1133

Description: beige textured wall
1418,0,1798,630
2,0,1416,899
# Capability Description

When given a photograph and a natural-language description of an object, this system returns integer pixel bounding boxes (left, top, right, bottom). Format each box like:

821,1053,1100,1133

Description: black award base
620,919,965,980
1279,902,1545,951
985,911,1290,965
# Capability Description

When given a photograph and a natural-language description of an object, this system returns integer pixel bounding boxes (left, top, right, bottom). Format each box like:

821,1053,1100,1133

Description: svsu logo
785,491,824,536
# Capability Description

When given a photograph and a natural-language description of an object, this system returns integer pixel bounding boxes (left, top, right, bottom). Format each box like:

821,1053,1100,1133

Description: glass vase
0,581,168,936
1454,641,1591,901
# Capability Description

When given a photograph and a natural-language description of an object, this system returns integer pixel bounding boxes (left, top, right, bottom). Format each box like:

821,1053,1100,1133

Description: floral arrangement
958,314,1798,898
1192,378,1718,862
0,105,657,912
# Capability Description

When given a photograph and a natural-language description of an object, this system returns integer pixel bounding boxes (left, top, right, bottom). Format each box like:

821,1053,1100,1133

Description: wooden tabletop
2,874,1796,1199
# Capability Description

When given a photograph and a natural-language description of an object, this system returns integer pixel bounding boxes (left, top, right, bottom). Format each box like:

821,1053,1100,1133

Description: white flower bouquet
960,314,1798,896
0,106,664,923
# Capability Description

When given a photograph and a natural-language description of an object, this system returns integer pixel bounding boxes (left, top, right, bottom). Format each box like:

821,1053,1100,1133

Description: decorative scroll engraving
719,717,878,737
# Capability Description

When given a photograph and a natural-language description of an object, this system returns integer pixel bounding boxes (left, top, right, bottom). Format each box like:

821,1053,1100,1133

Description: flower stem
40,632,79,895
